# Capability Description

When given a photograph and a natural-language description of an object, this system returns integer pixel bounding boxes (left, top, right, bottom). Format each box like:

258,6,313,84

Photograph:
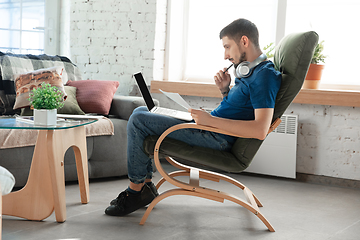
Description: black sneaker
105,184,156,216
148,182,159,197
109,182,159,206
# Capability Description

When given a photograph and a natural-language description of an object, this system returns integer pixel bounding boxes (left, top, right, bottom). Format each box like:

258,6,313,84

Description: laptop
133,72,193,121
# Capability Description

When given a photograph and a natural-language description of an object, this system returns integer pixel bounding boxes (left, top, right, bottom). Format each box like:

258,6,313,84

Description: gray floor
3,163,360,240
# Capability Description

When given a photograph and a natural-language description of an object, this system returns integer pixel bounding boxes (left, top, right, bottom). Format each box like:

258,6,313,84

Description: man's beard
234,52,247,68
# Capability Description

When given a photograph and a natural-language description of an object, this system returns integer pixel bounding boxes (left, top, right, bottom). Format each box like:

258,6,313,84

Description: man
105,18,281,216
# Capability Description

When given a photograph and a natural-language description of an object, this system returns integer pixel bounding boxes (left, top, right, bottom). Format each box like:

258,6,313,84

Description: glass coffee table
0,116,97,223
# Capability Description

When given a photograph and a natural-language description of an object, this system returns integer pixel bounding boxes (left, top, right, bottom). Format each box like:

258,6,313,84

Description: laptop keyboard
155,107,178,116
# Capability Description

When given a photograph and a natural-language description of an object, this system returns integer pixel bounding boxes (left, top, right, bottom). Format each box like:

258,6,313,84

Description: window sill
151,80,360,107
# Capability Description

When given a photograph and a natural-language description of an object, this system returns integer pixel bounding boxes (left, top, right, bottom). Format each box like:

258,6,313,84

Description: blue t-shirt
211,61,281,121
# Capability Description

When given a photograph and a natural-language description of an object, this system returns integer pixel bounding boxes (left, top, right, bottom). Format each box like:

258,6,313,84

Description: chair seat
144,135,262,173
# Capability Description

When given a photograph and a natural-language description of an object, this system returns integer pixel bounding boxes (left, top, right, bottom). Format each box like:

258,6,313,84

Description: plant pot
34,109,57,125
303,64,325,89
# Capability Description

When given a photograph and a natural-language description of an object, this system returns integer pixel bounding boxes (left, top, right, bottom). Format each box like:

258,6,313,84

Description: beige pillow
13,67,66,109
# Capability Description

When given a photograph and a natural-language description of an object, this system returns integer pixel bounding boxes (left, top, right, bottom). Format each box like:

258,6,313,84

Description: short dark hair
219,18,260,49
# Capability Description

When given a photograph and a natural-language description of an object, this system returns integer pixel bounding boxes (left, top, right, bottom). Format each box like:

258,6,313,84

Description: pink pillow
66,80,119,115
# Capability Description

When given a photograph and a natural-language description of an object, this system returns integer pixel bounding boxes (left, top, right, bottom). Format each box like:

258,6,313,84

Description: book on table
16,114,103,124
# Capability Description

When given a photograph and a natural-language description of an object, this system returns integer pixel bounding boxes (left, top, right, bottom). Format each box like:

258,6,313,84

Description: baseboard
240,171,360,189
296,173,360,189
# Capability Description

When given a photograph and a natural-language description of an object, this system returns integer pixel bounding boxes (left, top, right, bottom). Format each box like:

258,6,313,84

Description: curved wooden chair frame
140,118,281,232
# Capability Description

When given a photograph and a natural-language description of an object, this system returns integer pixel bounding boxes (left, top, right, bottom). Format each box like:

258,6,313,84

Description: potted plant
28,82,65,125
263,42,275,59
303,40,326,89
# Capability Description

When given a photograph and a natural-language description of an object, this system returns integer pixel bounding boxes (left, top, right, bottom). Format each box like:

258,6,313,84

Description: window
165,0,360,86
285,0,360,85
165,0,278,82
0,0,59,55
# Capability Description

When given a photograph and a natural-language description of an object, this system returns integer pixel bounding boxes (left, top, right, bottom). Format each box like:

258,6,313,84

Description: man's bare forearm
201,108,274,140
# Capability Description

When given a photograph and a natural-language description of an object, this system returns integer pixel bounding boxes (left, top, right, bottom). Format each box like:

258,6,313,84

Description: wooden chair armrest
162,117,282,140
267,118,281,134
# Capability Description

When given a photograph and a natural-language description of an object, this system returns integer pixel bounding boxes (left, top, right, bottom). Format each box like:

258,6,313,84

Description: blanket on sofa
0,117,114,149
0,52,82,115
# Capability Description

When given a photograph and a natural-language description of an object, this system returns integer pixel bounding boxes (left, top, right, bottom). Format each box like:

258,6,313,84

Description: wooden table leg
72,128,90,204
2,130,54,221
47,129,67,222
3,126,90,223
47,126,89,222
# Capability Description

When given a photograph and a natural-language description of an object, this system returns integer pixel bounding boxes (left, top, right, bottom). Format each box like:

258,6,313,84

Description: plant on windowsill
263,42,275,60
28,82,65,125
303,40,327,89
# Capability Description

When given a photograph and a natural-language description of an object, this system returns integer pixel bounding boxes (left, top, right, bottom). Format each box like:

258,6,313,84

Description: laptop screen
133,72,155,110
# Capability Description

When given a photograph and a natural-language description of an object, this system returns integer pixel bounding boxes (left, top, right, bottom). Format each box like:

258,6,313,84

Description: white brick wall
70,0,166,95
288,104,360,181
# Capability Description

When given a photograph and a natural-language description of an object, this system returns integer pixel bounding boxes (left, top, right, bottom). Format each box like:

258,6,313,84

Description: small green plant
28,82,65,109
311,40,326,64
263,42,275,59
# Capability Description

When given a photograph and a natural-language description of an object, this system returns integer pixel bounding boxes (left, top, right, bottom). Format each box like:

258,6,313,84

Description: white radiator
245,114,298,179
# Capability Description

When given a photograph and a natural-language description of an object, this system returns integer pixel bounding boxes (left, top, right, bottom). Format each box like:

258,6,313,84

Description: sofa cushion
58,86,85,115
66,80,119,115
0,52,82,115
13,67,67,109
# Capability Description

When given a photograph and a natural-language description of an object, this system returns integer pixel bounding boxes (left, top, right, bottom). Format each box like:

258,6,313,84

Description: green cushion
144,31,319,173
272,31,319,121
144,136,247,172
58,86,85,115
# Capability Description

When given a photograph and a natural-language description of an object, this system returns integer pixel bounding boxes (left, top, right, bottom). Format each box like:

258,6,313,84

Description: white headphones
234,53,267,78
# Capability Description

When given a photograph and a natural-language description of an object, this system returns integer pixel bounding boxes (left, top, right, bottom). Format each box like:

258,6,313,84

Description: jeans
127,106,236,184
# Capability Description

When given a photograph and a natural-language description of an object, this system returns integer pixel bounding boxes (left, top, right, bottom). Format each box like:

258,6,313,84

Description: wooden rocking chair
140,31,319,232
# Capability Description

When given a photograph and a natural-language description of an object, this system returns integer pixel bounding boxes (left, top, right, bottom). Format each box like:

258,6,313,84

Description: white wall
290,104,360,181
70,0,166,95
60,0,71,57
69,0,360,181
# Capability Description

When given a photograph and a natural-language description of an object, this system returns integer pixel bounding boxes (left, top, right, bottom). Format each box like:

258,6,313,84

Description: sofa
0,52,150,188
